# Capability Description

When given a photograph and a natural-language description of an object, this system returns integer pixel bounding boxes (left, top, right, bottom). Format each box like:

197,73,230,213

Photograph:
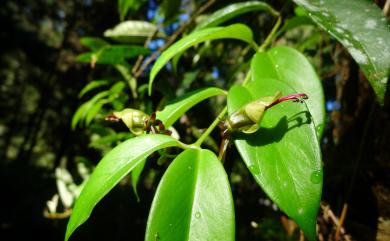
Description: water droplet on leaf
310,170,323,184
195,212,201,218
297,208,304,215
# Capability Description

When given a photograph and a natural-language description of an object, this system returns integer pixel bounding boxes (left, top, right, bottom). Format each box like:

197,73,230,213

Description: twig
321,203,352,241
194,106,227,147
132,28,159,74
384,0,390,15
335,203,348,241
133,0,216,78
258,16,281,52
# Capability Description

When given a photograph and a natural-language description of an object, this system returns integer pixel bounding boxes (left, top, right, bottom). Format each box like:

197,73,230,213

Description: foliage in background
62,0,389,241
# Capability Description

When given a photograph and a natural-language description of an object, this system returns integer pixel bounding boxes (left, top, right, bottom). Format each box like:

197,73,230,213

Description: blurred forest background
1,0,390,240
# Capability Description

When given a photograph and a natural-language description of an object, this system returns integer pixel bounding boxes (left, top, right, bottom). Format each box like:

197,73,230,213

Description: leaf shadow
234,111,312,146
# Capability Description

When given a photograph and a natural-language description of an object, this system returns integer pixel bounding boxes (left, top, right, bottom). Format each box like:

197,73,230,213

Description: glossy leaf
156,87,226,128
65,134,184,241
195,1,278,31
149,24,255,94
85,99,105,125
115,63,138,98
80,37,109,51
77,45,150,65
71,91,110,129
78,80,110,98
227,80,322,241
104,21,166,43
145,148,234,241
293,0,390,104
251,46,325,138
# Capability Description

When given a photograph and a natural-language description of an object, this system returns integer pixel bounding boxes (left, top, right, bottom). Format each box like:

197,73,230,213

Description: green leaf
156,87,226,128
293,0,390,104
115,63,138,98
79,80,110,98
195,1,278,31
71,91,110,129
118,0,146,21
65,134,184,241
80,37,109,51
104,21,166,44
131,158,146,201
85,99,106,125
227,80,322,241
77,45,150,65
145,149,234,241
161,0,181,23
149,24,255,95
251,46,325,138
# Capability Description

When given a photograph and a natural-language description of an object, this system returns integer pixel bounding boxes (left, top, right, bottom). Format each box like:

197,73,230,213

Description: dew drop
188,166,192,170
249,165,260,175
169,223,173,227
310,170,323,184
297,208,304,215
275,64,279,68
195,212,201,218
316,124,324,134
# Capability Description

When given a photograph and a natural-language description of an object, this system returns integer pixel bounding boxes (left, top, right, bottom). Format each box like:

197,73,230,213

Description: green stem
194,106,227,147
258,16,282,52
242,70,251,85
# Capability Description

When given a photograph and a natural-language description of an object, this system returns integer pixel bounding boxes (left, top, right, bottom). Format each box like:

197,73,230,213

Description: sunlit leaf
228,79,322,241
85,99,106,125
115,63,138,98
65,134,184,241
293,0,390,104
80,37,109,51
145,148,234,241
77,45,150,65
104,21,166,43
156,87,226,128
149,24,255,94
79,80,110,98
195,1,278,31
71,91,110,129
251,46,325,138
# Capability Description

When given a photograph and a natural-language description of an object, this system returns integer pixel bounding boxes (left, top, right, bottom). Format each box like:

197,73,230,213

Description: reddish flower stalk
265,93,308,110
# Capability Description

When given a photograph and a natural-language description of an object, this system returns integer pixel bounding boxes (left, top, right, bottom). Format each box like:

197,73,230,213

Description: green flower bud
227,91,282,134
225,92,309,134
112,108,149,135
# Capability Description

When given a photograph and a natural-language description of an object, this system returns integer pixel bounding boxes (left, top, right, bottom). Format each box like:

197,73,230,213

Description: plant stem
258,16,281,52
194,106,227,147
242,70,251,85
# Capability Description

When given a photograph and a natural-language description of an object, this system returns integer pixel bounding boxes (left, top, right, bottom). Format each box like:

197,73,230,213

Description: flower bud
226,92,308,134
227,91,281,134
112,108,149,135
